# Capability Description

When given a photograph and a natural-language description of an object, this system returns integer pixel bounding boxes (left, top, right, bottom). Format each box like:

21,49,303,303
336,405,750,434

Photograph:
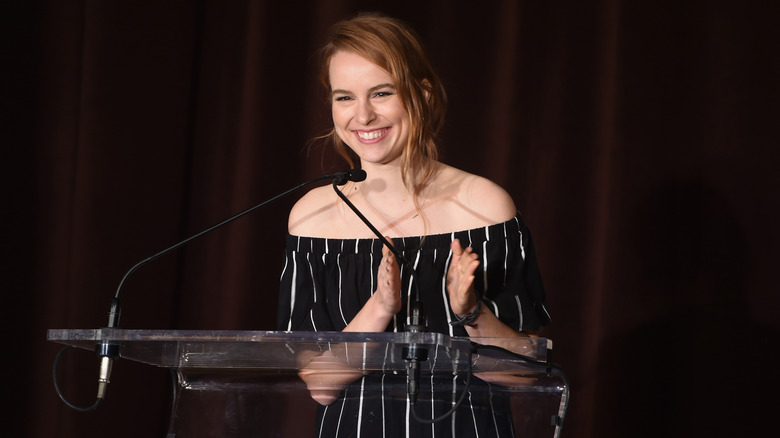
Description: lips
354,128,390,143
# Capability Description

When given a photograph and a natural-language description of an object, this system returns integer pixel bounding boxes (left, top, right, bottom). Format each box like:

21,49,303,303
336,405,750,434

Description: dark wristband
450,299,482,327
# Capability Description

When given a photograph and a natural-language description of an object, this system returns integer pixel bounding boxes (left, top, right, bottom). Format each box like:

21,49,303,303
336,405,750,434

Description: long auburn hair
318,13,447,203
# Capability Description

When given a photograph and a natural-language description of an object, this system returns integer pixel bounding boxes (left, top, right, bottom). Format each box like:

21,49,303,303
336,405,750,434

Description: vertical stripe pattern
278,213,550,437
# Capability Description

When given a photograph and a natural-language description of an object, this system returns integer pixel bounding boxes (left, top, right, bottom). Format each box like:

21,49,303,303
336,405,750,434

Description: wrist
450,299,482,327
345,293,395,332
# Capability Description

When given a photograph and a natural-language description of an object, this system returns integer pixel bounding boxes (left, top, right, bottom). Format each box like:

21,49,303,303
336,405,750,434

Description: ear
420,79,432,102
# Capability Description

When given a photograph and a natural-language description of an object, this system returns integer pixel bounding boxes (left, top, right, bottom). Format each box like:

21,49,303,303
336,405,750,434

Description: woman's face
329,51,409,167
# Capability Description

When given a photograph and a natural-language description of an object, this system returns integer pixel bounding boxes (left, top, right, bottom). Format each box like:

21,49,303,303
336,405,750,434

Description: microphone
86,169,361,407
333,168,367,186
329,170,424,323
333,171,484,424
331,172,428,405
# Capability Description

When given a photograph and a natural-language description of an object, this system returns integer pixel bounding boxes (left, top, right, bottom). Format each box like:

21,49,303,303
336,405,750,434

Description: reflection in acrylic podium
48,329,568,438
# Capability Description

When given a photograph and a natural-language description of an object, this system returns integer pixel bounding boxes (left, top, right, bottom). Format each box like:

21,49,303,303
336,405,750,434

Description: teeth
357,129,386,140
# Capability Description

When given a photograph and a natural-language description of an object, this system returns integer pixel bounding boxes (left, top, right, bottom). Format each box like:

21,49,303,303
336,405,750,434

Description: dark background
3,1,779,437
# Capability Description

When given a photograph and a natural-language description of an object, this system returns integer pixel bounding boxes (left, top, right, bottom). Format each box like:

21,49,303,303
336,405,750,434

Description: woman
278,13,551,437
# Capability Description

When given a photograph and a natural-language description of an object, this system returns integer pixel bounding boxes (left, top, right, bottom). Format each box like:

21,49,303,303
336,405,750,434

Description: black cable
52,345,103,412
409,346,474,424
409,341,569,434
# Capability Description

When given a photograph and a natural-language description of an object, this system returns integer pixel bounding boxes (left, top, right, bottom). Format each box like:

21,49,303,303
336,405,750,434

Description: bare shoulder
288,185,340,236
457,169,517,221
432,165,517,228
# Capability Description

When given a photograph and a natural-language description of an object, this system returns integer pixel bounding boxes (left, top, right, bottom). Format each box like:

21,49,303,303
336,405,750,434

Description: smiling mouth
354,128,389,142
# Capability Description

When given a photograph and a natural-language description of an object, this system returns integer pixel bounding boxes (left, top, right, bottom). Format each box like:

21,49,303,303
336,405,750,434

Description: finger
451,239,463,256
384,238,398,263
466,254,479,270
458,248,478,268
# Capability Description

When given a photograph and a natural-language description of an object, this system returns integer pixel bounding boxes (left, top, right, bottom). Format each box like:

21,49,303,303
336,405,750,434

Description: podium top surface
48,328,551,372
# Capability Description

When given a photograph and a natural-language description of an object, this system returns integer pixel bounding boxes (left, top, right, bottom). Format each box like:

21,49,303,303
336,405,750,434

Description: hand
343,239,402,332
375,240,403,317
447,239,480,316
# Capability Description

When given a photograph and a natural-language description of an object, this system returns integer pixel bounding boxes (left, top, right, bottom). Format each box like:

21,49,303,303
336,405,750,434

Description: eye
333,95,353,102
372,91,394,98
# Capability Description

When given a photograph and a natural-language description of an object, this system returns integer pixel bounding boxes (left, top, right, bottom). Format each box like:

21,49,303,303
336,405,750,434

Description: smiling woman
278,12,551,438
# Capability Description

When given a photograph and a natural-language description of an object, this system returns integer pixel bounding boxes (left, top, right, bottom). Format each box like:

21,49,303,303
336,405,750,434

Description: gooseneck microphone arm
329,172,425,331
330,172,430,408
113,171,355,302
332,172,485,424
54,169,362,412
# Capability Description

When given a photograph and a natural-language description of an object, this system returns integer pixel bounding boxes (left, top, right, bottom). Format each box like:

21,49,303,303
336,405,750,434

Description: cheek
334,126,349,144
331,106,349,128
331,107,352,141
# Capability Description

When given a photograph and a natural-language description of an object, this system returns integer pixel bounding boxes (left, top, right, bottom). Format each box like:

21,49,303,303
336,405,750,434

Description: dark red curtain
4,1,778,437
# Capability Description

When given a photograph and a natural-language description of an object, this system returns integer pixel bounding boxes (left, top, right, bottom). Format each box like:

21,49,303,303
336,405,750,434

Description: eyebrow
331,83,396,97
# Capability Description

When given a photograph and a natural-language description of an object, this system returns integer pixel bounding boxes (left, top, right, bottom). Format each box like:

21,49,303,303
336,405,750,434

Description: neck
359,161,413,198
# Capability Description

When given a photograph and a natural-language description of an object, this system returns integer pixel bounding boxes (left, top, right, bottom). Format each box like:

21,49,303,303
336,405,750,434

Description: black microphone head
334,169,366,186
348,169,367,182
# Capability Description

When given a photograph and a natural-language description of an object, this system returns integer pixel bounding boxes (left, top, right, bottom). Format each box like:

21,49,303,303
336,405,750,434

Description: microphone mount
331,170,481,423
330,173,430,406
329,172,426,332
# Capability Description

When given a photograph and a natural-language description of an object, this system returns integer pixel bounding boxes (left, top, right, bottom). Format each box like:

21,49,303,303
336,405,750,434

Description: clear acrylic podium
48,329,567,437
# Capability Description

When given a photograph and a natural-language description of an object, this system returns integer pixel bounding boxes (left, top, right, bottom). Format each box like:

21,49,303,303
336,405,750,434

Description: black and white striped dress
278,213,551,437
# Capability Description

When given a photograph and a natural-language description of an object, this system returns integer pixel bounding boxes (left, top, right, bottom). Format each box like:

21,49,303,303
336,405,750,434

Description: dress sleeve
477,217,551,332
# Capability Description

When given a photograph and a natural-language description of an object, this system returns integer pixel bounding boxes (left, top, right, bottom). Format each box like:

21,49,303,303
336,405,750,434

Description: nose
355,99,376,125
